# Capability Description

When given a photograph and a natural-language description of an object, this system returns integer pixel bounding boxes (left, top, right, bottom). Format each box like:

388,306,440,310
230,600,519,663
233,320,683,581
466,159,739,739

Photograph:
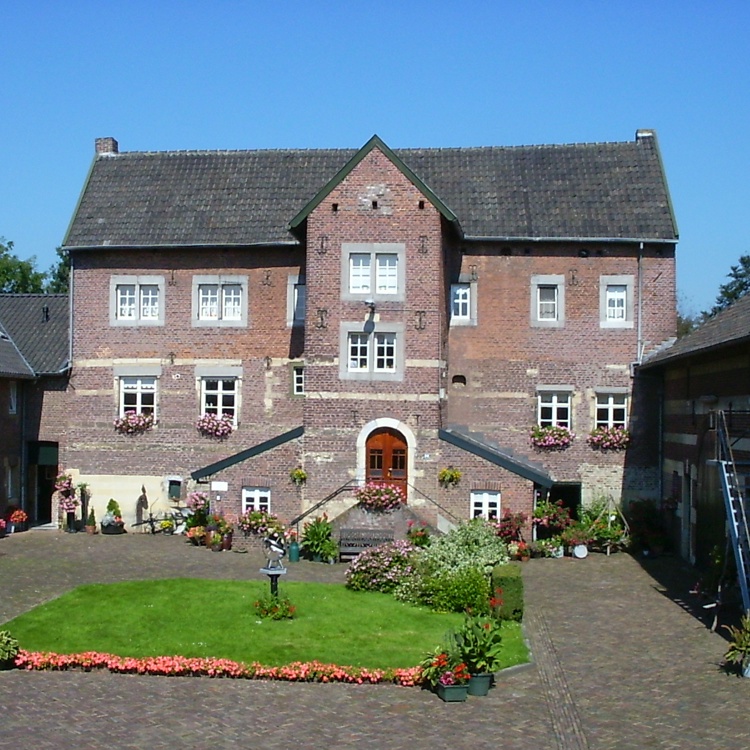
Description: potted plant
289,467,307,486
0,630,19,670
438,466,462,488
319,537,339,564
453,613,504,695
160,518,175,535
187,525,207,546
406,520,432,548
354,482,405,512
101,499,126,535
85,507,97,535
419,646,470,702
561,522,592,558
724,615,750,677
300,514,333,561
9,508,28,533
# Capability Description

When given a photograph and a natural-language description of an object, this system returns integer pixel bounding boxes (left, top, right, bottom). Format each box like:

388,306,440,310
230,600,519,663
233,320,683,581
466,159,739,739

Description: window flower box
114,411,154,435
196,412,233,439
529,425,574,450
587,426,630,450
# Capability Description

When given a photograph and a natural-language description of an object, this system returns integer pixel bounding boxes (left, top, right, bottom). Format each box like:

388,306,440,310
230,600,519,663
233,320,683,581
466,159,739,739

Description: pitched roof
0,295,69,375
64,132,677,250
641,293,750,368
0,321,34,378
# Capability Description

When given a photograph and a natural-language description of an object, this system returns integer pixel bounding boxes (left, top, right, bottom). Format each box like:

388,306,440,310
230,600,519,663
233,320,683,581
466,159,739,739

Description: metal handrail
288,480,358,529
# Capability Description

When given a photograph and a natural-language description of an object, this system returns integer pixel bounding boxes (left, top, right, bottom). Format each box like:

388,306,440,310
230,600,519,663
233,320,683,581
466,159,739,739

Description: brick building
641,294,750,567
60,132,677,531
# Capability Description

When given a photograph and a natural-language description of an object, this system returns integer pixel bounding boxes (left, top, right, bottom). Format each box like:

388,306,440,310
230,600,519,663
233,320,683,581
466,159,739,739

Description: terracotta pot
85,525,97,535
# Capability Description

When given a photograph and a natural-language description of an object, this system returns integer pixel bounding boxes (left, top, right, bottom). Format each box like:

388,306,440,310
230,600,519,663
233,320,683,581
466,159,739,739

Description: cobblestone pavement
0,531,748,749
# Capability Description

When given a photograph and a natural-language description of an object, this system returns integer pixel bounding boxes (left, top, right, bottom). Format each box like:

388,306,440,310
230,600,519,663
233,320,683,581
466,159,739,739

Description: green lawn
4,579,528,670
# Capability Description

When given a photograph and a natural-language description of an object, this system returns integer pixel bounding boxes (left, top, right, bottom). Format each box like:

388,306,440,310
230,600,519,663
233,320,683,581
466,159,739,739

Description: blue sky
2,1,747,314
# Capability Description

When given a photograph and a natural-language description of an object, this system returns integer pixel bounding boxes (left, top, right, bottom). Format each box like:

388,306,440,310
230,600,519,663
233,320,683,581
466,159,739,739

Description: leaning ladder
716,410,750,615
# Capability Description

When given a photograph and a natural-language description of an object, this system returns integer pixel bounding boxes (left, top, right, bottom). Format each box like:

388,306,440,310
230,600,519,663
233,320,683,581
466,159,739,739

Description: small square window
471,490,500,520
200,378,237,425
242,487,270,514
111,276,165,326
119,376,157,418
192,276,247,327
600,275,634,328
531,275,565,328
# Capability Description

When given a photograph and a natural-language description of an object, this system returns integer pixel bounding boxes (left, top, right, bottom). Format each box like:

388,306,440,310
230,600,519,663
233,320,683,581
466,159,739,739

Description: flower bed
12,650,422,686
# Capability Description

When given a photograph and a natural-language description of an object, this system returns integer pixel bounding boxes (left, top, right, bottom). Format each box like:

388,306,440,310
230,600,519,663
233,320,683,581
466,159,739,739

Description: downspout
636,242,644,364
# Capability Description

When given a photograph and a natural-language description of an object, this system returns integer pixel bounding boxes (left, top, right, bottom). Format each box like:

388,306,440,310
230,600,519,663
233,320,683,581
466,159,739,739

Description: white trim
355,418,416,502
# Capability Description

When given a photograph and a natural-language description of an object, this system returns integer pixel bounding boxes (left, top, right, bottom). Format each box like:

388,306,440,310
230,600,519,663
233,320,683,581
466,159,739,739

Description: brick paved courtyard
0,531,748,749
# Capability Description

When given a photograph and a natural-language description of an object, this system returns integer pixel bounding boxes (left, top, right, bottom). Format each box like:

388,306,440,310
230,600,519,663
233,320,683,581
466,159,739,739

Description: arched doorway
365,427,408,495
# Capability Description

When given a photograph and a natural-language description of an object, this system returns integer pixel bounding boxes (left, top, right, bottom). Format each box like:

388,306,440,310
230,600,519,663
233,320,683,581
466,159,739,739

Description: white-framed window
192,275,248,327
339,322,405,381
8,381,17,415
471,490,501,521
595,392,629,428
347,332,396,373
287,274,306,327
242,486,271,514
200,378,237,425
530,275,565,328
119,376,157,417
292,365,305,395
538,390,572,428
600,275,634,328
110,276,165,326
341,243,405,301
450,278,478,326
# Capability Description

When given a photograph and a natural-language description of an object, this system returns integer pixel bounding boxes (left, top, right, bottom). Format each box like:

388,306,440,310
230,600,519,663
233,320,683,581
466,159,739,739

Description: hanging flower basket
587,426,630,450
437,466,462,488
529,425,574,450
196,413,234,439
289,467,307,486
354,482,406,512
114,411,154,435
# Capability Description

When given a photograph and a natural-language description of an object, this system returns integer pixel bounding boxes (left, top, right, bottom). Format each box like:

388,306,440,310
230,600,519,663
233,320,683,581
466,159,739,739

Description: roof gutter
64,240,302,252
461,235,676,244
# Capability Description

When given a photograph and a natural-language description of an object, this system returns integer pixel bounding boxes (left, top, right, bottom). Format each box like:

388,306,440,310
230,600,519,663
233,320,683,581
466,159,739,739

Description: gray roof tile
642,294,750,367
64,134,677,249
0,295,69,374
0,321,34,378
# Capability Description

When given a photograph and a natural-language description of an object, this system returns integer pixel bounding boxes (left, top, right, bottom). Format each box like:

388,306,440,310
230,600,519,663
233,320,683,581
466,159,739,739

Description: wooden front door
366,428,407,495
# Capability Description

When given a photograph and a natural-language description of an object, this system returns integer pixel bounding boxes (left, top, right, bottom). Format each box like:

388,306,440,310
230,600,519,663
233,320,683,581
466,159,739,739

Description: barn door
365,428,407,496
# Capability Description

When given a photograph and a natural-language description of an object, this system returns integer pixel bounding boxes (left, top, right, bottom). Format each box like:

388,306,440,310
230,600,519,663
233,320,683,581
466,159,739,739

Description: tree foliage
0,238,69,295
704,255,750,319
0,238,45,293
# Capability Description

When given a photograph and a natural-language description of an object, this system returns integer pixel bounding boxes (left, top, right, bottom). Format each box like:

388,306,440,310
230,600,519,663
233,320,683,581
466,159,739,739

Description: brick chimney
95,137,119,155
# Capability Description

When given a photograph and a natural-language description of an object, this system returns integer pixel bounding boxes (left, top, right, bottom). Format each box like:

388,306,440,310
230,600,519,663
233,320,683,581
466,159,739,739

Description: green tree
0,238,45,293
704,255,750,318
44,246,70,293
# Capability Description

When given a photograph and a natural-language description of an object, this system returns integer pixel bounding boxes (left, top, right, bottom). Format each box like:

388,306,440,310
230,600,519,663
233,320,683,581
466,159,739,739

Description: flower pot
312,553,322,563
222,532,233,551
436,683,469,702
101,523,126,535
467,673,493,696
66,511,77,533
288,540,300,562
85,525,97,535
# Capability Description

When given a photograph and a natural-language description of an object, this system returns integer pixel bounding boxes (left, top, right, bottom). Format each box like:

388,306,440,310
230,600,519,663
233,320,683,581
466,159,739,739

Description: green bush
420,518,509,576
417,567,492,614
491,563,524,621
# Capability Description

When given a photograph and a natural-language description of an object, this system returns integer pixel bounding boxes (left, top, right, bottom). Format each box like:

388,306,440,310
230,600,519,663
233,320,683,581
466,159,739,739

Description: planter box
436,683,468,702
101,523,126,535
467,673,493,696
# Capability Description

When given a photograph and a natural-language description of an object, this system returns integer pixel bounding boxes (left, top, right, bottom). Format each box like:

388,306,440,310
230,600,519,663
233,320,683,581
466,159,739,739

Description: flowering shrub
196,412,234,439
354,482,405,512
532,499,572,536
345,540,417,593
406,520,431,548
237,510,283,536
530,425,574,449
254,594,296,620
0,519,5,531
114,410,154,435
13,650,422,686
587,426,630,450
187,491,209,511
9,509,28,524
507,540,530,560
493,510,528,542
